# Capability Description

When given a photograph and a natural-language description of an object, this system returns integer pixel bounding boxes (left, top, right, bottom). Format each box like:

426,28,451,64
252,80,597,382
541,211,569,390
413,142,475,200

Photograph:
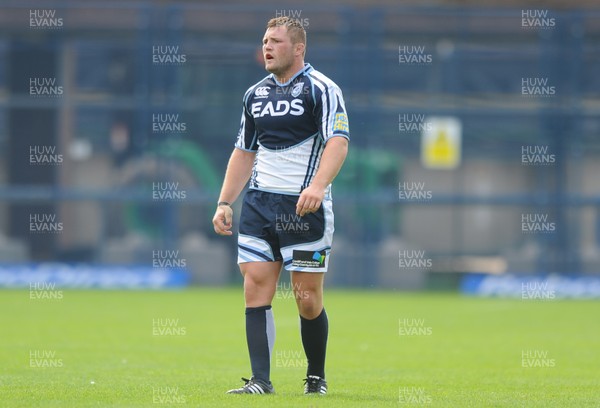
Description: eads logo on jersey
251,99,305,118
291,250,326,268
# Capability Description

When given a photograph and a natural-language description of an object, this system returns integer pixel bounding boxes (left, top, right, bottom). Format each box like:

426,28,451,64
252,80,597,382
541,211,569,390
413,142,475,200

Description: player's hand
296,184,325,216
213,205,233,236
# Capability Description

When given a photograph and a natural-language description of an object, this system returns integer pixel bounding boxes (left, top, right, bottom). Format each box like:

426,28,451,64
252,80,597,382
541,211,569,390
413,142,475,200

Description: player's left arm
296,136,348,216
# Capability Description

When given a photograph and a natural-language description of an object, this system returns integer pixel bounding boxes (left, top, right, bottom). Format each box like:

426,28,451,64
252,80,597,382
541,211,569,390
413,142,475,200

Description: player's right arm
213,86,259,236
212,148,255,236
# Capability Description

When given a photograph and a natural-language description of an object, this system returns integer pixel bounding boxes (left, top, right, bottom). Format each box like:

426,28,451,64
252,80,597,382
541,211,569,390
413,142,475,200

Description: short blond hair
266,16,306,49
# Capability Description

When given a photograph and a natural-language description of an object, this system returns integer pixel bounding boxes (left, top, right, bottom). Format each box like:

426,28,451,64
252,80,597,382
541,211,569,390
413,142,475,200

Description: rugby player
212,15,349,395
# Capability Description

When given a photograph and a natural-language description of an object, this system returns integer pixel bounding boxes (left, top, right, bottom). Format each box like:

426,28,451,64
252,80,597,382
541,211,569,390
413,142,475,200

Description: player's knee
244,284,274,307
244,273,276,300
297,292,322,319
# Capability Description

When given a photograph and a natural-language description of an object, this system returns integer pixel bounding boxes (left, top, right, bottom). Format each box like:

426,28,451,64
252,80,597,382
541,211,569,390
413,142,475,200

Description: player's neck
274,60,305,84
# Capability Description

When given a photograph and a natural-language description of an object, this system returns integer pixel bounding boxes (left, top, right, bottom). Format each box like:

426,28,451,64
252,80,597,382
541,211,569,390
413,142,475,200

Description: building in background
0,1,599,292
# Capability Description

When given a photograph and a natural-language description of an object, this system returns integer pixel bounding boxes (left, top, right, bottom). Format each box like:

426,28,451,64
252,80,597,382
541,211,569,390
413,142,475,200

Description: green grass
1,288,599,407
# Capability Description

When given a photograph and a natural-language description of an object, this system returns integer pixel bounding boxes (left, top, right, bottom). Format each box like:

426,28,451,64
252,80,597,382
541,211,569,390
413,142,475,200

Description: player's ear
295,42,305,57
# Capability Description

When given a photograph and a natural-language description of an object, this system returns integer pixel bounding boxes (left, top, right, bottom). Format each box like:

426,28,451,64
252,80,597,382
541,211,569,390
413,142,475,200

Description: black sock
300,308,328,379
245,305,275,383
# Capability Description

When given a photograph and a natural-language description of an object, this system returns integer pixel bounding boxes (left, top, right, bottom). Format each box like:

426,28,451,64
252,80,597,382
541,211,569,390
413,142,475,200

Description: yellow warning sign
421,116,461,169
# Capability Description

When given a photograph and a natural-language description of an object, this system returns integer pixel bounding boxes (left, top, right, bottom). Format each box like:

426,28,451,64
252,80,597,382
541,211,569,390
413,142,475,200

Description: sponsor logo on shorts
291,250,326,268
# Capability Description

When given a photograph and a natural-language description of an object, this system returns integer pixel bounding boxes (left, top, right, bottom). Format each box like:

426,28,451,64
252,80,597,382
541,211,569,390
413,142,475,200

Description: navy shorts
237,189,334,272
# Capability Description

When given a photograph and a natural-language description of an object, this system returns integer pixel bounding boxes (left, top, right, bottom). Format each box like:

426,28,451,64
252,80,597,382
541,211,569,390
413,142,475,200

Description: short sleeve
234,92,258,151
315,84,349,143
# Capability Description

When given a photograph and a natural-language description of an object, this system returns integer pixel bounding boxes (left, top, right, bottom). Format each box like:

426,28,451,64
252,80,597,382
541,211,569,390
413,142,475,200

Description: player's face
262,26,296,77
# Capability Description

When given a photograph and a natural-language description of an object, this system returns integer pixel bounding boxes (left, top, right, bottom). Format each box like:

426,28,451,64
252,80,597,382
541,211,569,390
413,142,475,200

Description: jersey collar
271,63,312,87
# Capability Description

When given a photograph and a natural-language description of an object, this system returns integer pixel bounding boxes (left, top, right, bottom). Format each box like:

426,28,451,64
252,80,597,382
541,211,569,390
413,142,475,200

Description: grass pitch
1,288,599,407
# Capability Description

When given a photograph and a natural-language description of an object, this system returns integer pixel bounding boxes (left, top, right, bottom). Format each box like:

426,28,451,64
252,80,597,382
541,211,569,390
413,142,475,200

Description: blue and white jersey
235,63,349,196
